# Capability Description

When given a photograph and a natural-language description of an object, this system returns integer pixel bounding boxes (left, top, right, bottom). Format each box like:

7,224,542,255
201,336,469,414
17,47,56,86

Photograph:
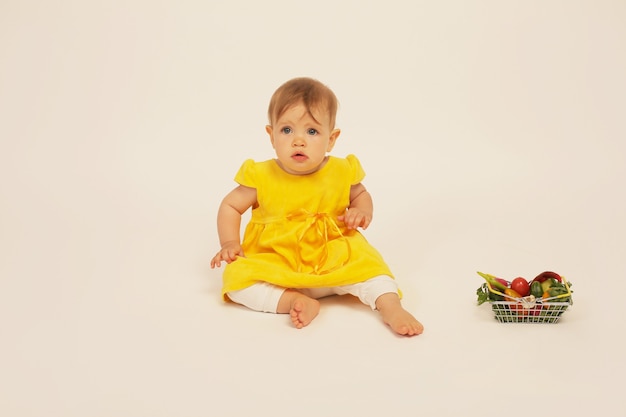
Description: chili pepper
477,271,508,291
504,288,522,300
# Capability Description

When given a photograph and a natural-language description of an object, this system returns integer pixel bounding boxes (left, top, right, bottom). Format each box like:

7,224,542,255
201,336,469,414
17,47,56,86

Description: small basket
486,280,573,324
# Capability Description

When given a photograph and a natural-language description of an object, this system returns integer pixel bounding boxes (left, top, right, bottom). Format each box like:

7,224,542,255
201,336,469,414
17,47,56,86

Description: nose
292,134,305,147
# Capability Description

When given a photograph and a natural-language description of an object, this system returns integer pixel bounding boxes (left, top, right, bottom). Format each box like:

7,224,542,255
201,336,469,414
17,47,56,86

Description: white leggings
226,275,398,313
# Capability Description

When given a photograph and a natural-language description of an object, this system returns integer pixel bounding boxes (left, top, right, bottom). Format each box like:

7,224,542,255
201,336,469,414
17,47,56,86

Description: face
266,102,340,175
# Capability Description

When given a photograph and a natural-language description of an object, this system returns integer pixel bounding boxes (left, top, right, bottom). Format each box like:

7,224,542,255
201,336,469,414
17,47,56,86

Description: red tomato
510,277,530,297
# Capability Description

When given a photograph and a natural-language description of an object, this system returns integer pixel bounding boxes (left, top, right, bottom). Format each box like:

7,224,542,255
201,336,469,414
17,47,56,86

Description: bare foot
290,297,321,329
277,290,320,329
375,293,424,336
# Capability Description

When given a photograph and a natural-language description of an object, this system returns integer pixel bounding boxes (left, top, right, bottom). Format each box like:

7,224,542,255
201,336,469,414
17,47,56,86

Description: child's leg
227,282,286,313
339,276,424,336
226,283,321,329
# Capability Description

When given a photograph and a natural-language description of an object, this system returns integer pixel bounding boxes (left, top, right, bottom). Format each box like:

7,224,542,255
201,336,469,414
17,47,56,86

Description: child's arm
338,182,373,230
210,185,257,268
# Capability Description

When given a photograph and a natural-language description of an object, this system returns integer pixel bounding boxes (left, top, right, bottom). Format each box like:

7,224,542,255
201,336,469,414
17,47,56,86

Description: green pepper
530,281,544,298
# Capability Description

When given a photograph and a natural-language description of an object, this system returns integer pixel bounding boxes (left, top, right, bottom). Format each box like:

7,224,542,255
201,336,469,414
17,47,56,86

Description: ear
266,125,275,148
326,129,341,152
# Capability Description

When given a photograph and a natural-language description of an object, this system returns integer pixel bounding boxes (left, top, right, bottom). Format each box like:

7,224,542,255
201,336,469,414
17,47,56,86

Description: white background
1,1,625,416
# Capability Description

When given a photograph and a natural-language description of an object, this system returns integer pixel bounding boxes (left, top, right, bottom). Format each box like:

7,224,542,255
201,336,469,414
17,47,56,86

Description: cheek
275,142,291,154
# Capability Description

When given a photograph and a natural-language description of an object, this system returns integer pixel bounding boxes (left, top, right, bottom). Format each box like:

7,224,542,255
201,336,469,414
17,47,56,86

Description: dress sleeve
234,159,257,188
346,154,366,185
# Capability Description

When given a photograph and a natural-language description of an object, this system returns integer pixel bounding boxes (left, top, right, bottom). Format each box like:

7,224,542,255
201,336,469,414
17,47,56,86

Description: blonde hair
268,77,338,129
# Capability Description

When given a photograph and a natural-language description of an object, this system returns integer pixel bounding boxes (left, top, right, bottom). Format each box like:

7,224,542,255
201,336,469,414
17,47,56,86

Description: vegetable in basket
510,277,530,297
476,271,573,305
530,281,544,298
476,283,502,305
543,282,571,302
504,288,522,300
533,270,562,283
476,271,508,291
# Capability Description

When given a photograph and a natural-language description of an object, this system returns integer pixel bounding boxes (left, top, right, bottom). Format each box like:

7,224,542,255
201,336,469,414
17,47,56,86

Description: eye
307,128,318,135
281,127,292,134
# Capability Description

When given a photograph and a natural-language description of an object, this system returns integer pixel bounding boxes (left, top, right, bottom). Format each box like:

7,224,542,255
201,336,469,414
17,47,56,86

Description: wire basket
486,280,573,324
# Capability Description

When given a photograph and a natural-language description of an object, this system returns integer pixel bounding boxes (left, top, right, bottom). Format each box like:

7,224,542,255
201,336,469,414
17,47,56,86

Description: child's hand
337,208,372,230
210,241,244,268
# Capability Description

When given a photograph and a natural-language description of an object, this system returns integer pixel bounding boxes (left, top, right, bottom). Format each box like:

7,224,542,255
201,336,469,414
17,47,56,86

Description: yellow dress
221,154,394,298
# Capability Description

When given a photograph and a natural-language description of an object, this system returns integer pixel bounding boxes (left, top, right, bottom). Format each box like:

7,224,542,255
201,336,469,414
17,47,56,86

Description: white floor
2,1,625,416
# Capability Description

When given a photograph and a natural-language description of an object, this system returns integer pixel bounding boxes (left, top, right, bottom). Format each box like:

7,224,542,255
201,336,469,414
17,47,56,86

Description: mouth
291,152,308,162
